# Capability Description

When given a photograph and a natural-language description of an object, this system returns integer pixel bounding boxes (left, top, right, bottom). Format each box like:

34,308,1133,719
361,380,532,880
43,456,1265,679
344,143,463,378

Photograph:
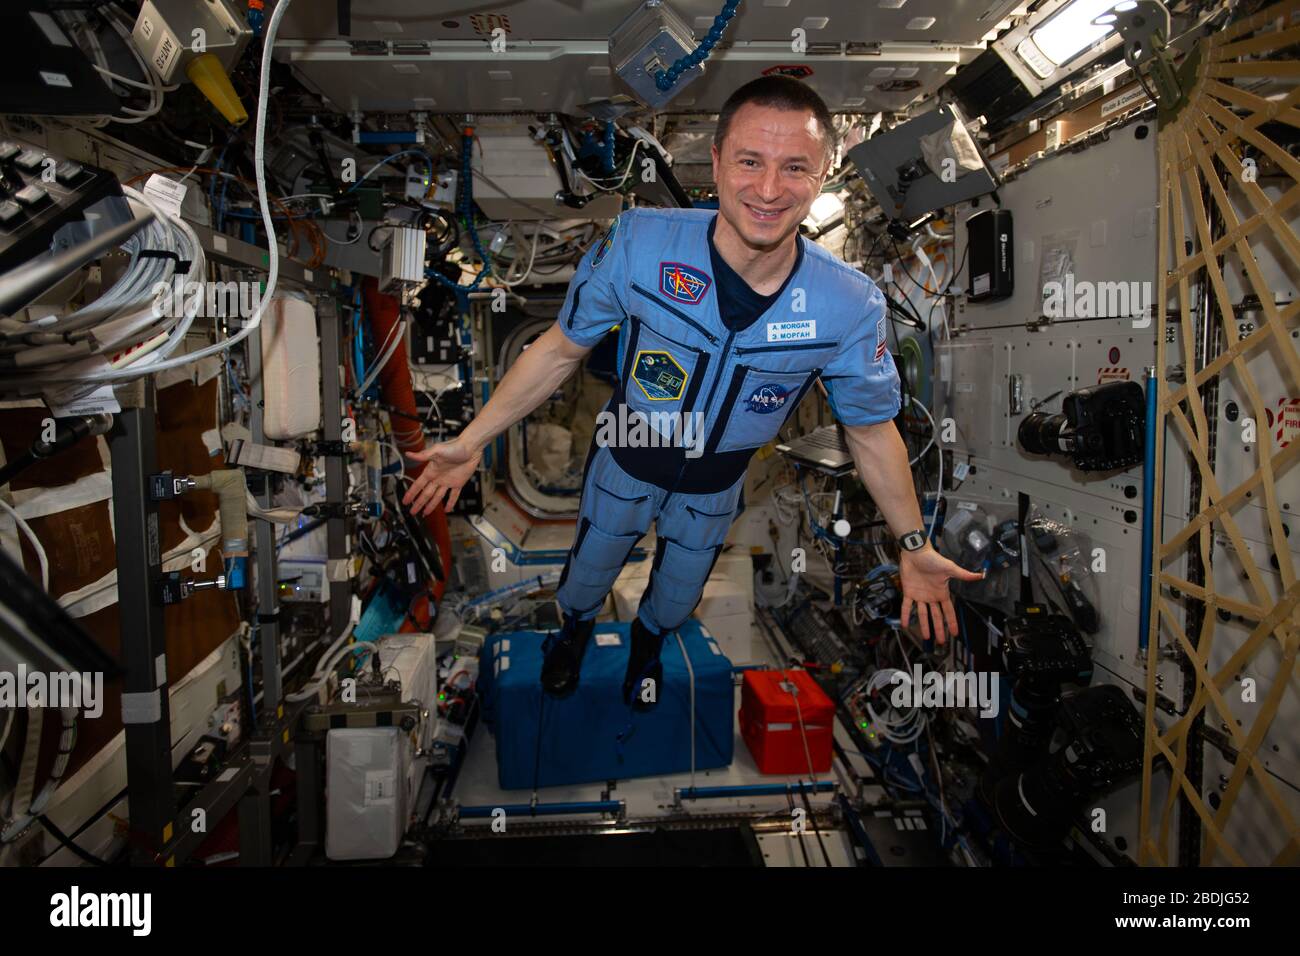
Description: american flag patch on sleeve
874,312,887,362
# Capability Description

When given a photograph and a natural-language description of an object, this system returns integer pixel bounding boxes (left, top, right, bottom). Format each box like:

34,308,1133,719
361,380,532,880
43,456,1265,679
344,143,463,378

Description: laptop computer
775,424,856,477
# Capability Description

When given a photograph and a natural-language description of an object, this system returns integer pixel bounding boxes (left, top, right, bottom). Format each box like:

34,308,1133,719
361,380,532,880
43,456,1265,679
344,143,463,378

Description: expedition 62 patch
632,350,687,401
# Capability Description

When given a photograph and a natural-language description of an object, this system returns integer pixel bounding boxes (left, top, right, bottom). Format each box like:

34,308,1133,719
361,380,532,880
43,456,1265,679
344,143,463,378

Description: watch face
901,531,926,551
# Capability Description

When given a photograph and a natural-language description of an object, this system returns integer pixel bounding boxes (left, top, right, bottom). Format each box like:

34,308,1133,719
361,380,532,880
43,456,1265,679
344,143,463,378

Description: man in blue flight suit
405,76,981,708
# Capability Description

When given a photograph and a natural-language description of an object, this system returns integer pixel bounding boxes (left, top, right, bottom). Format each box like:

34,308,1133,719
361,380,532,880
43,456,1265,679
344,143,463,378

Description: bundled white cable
246,492,303,525
0,498,49,591
62,8,172,127
286,623,378,703
492,224,543,288
0,0,290,393
0,186,204,389
864,666,928,745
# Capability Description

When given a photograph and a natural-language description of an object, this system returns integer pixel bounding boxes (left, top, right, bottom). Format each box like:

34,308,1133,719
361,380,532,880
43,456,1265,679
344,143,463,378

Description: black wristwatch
898,529,929,552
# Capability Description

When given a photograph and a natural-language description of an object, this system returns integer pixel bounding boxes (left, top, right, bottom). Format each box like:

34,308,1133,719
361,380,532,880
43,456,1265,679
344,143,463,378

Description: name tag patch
767,319,816,343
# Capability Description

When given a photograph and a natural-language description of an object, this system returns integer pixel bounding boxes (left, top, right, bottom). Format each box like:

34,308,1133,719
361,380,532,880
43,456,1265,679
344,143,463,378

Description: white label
142,8,182,82
956,382,975,393
143,174,187,219
952,461,970,481
213,234,228,252
957,500,978,511
1100,85,1147,118
364,770,396,805
39,72,72,88
44,357,121,417
595,633,622,647
766,319,816,343
972,273,990,296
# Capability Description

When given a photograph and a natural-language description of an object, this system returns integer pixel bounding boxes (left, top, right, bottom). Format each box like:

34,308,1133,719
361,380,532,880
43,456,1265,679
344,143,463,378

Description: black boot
623,618,665,711
541,615,595,698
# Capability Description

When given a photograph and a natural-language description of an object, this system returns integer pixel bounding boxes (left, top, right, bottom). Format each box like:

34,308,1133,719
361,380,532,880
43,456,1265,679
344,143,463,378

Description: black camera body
1018,380,1145,471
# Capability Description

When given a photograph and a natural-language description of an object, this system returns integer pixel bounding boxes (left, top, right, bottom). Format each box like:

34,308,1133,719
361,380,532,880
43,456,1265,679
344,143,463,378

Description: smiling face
711,101,831,254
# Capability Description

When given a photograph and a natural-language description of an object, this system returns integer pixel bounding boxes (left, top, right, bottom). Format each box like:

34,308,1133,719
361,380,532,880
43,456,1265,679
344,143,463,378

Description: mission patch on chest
632,350,687,401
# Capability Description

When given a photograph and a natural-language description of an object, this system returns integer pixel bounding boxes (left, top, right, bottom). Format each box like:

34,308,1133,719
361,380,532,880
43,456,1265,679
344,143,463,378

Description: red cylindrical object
361,276,452,603
739,669,835,775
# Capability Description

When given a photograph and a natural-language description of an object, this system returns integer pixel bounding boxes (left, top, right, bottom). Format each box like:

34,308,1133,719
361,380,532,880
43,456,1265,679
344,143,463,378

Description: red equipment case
739,669,835,774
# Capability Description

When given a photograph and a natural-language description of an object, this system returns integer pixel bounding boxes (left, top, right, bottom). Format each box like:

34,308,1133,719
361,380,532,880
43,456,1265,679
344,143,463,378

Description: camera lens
1018,412,1068,456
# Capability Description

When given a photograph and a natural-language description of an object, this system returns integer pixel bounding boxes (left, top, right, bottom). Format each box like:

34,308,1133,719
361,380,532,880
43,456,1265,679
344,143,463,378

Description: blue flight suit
554,207,901,635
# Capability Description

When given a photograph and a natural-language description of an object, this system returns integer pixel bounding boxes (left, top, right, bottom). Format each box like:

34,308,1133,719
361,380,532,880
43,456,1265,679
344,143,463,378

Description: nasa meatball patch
746,383,794,414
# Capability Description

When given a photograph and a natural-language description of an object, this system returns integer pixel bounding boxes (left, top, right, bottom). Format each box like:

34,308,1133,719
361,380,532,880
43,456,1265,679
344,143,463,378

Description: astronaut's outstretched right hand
402,437,482,517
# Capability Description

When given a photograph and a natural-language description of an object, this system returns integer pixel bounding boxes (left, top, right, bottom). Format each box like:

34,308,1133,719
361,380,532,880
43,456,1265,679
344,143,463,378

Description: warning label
1097,366,1130,384
1275,397,1300,447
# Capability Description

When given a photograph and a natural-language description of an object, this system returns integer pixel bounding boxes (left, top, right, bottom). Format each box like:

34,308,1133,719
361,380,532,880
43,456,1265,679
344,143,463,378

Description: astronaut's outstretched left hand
898,545,984,645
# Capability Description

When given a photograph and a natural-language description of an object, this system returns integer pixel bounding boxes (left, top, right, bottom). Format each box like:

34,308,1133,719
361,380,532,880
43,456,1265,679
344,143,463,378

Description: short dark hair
714,76,836,161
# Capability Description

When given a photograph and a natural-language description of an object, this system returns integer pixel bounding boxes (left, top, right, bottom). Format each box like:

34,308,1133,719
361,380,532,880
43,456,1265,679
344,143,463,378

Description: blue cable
426,129,490,306
602,121,616,174
655,0,741,92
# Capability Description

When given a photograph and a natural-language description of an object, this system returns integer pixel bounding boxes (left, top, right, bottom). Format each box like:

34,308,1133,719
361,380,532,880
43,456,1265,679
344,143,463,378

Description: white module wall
936,121,1192,862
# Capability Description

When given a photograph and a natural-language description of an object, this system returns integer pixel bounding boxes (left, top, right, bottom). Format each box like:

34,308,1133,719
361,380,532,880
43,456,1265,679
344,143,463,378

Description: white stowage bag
918,117,985,180
325,727,408,861
525,422,574,485
259,295,322,440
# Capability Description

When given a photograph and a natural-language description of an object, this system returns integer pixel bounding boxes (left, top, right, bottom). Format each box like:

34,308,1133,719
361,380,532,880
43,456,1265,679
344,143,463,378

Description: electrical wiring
906,396,936,467
348,150,435,194
1,704,79,843
908,397,944,538
575,138,646,194
863,665,928,745
62,7,170,127
0,496,50,592
1,0,291,389
492,224,543,287
287,639,379,702
355,318,407,396
0,187,204,389
246,492,302,524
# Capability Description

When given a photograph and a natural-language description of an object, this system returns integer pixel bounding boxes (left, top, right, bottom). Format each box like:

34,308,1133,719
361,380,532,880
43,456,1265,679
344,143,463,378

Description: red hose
361,276,452,605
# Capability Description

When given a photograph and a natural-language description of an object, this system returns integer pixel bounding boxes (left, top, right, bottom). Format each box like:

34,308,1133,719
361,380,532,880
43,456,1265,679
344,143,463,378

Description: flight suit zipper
630,283,720,346
662,328,736,508
734,340,838,356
